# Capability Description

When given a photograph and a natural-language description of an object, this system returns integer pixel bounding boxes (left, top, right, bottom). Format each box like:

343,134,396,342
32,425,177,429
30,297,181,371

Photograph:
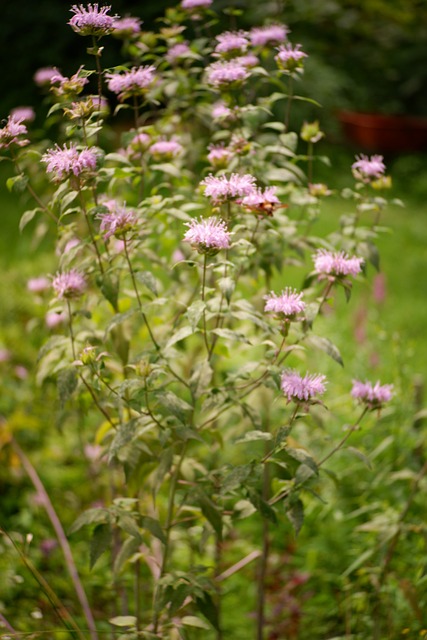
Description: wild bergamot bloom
352,154,386,182
96,201,137,240
313,250,364,280
112,16,142,38
239,186,282,216
281,369,327,404
264,288,306,320
205,60,250,88
275,43,307,73
106,66,157,101
200,173,257,204
250,23,289,48
148,139,183,160
181,0,212,9
214,31,249,57
52,270,87,299
69,4,118,37
184,217,231,254
351,380,393,409
0,115,29,150
42,143,99,181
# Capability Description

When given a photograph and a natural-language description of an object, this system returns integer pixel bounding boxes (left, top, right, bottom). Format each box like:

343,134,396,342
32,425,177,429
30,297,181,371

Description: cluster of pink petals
264,288,306,317
352,154,386,181
313,250,364,278
0,116,29,150
181,0,212,9
166,42,192,63
235,54,259,68
214,31,249,55
184,216,231,251
106,66,156,100
275,43,307,69
205,60,250,87
50,68,89,96
69,4,118,36
52,270,87,299
281,369,327,403
149,139,183,158
351,379,394,407
201,173,257,204
34,67,58,86
97,202,137,239
112,16,142,37
211,101,235,121
207,144,233,167
27,277,51,293
42,143,98,180
10,107,35,123
250,23,289,47
239,186,280,214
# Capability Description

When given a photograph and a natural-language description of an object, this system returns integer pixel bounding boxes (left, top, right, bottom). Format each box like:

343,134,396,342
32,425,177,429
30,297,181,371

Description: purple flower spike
281,369,327,404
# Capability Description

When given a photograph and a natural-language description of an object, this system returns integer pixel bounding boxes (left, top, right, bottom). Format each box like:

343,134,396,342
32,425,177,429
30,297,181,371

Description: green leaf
90,523,111,569
113,536,140,575
195,593,220,631
117,514,141,540
165,325,195,349
141,516,166,544
97,273,120,312
247,489,277,524
182,616,211,630
305,334,344,367
295,463,317,485
235,430,273,444
68,507,110,535
198,492,223,540
19,208,41,232
108,420,137,463
218,276,235,303
346,446,372,469
287,498,304,535
109,616,137,628
189,360,213,399
211,328,250,343
104,309,136,337
135,270,158,296
186,300,206,332
57,367,78,409
157,391,193,424
6,173,28,193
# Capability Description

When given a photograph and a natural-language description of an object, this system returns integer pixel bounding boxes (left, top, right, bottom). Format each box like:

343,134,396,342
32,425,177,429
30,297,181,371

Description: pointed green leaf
90,523,111,569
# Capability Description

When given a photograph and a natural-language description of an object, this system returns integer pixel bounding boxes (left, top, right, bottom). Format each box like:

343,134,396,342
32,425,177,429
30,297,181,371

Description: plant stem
285,75,294,131
201,252,211,356
318,407,369,467
256,409,271,640
77,186,104,275
11,152,57,223
0,612,18,636
10,441,98,640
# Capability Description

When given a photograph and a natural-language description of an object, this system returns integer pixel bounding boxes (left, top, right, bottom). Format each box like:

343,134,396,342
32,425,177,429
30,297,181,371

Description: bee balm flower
205,60,250,88
106,66,157,101
313,250,364,279
69,4,118,37
184,217,231,254
352,154,386,182
250,24,289,47
351,380,393,409
264,288,305,319
275,43,307,72
52,270,87,299
200,173,257,204
281,369,327,404
42,143,98,181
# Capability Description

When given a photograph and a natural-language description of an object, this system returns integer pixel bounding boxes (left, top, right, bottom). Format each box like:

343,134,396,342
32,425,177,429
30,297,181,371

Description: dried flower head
106,66,157,101
313,250,364,279
351,379,394,409
281,369,327,404
52,270,87,299
264,288,306,319
69,4,118,37
184,216,231,254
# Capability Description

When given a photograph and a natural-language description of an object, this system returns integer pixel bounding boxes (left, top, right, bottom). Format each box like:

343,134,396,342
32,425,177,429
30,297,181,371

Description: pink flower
184,216,231,253
207,144,232,168
166,42,192,63
351,380,393,408
264,288,305,318
34,67,58,86
0,116,29,150
52,270,87,299
235,54,259,68
214,30,249,56
27,277,50,293
275,43,307,72
50,67,89,97
313,250,364,279
42,143,98,181
149,139,183,159
352,154,386,182
106,66,157,101
112,16,142,37
181,0,212,9
200,173,257,204
46,311,66,328
10,107,35,123
97,203,137,239
211,101,236,121
69,4,118,36
239,186,281,216
205,60,250,87
281,369,327,404
250,24,289,47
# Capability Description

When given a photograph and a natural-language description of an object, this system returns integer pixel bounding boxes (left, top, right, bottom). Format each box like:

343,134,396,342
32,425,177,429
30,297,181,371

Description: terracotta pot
337,110,427,153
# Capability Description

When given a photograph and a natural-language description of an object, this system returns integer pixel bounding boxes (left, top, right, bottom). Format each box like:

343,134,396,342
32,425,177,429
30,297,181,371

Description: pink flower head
211,101,236,121
27,277,50,293
207,144,232,168
52,270,86,299
264,288,305,319
239,186,282,216
235,54,259,68
106,66,157,101
112,16,142,38
182,0,212,9
42,143,98,181
351,379,394,409
250,23,289,47
184,216,231,253
50,67,89,97
0,116,29,150
69,4,118,37
281,369,327,404
97,202,137,239
275,43,307,72
34,66,58,86
10,107,35,123
46,311,67,328
200,173,257,204
205,59,250,88
214,30,249,56
149,139,183,159
352,154,386,182
166,42,192,64
313,250,364,279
